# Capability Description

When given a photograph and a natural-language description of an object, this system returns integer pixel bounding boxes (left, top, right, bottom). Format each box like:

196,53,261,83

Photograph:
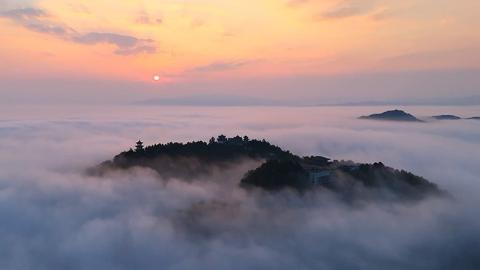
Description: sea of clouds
0,105,479,269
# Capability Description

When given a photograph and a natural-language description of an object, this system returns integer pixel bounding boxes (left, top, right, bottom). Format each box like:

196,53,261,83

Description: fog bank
0,105,479,269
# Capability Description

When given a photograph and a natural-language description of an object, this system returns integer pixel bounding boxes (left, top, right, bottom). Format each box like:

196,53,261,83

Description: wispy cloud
322,5,362,19
286,0,309,7
73,32,156,55
135,12,163,25
0,7,74,36
0,7,157,55
68,3,90,14
0,7,46,19
190,18,206,28
317,1,376,20
188,60,252,73
370,7,395,21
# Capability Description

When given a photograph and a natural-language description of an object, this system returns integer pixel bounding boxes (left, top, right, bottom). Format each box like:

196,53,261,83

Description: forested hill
240,159,442,201
92,135,444,201
95,135,298,179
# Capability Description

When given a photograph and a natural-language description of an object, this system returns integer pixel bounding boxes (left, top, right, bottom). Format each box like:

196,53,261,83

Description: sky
1,2,480,267
1,0,479,104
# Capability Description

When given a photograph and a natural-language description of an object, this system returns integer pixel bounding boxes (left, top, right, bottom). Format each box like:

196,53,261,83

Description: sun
153,75,160,81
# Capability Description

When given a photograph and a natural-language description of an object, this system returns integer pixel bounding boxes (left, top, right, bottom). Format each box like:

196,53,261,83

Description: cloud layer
0,105,479,269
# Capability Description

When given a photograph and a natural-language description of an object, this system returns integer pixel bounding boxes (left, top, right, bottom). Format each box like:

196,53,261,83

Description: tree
135,140,144,152
217,134,227,144
231,135,243,145
209,137,216,144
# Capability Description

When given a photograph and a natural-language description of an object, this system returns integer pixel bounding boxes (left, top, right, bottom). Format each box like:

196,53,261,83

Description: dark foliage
95,135,296,179
241,160,443,201
94,135,443,201
302,156,331,166
328,162,443,200
241,160,310,191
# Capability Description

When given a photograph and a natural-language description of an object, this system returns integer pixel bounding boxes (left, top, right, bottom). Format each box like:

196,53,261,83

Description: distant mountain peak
359,110,422,122
432,115,462,120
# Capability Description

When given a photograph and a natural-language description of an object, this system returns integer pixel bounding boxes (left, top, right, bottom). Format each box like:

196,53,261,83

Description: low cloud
0,7,157,55
0,105,479,269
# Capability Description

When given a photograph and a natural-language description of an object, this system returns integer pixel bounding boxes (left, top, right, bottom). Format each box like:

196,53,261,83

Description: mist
0,105,479,269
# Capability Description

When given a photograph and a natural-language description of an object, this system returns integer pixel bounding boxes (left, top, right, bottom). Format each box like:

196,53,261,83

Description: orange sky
1,0,479,82
1,0,480,106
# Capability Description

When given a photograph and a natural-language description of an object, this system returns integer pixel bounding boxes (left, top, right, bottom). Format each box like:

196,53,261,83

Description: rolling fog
0,105,479,269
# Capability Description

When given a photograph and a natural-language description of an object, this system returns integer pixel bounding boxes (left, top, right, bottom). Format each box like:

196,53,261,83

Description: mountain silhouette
359,110,422,122
91,136,444,202
432,115,462,120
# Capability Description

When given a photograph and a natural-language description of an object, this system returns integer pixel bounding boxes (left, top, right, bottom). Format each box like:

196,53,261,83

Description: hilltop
359,110,480,122
94,135,295,179
92,135,443,201
359,110,422,122
240,159,440,201
432,115,462,120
